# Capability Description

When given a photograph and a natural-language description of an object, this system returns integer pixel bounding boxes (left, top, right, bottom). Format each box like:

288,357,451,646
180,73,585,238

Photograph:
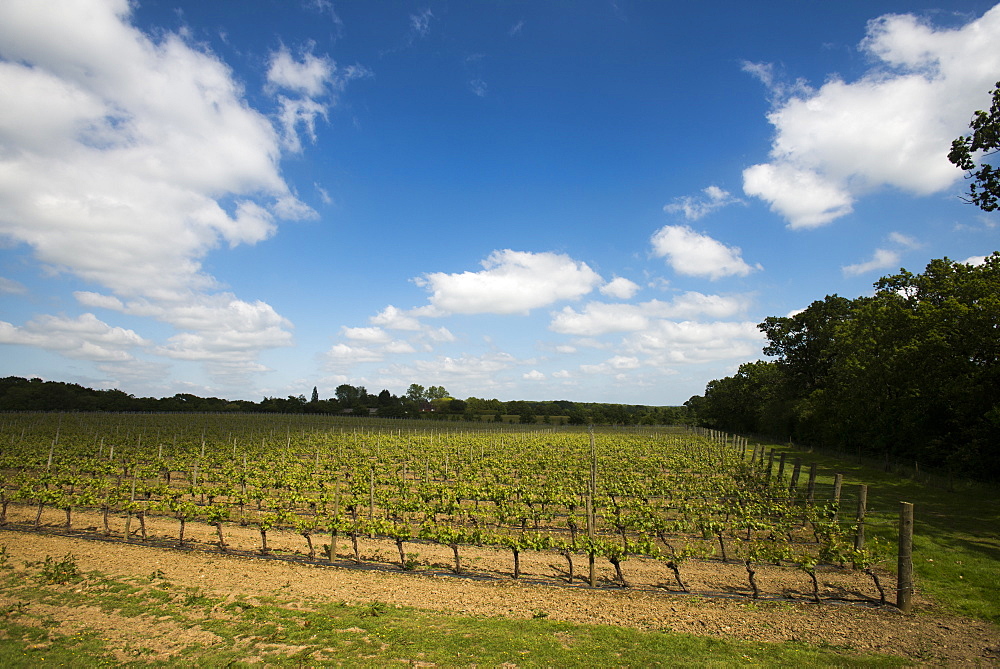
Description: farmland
1,412,997,664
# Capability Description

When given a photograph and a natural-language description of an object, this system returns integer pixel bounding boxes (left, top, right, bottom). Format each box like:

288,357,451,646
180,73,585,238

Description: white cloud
266,45,370,152
550,293,748,336
342,326,392,344
600,276,640,299
371,305,424,331
743,163,853,228
415,249,603,315
551,303,649,336
325,343,384,367
425,327,456,343
841,231,920,276
580,355,640,375
669,291,748,318
410,8,434,38
624,320,764,365
963,255,987,266
0,313,147,362
743,5,1000,228
385,340,417,354
664,185,743,221
650,225,760,279
267,46,335,97
380,352,521,394
523,369,545,380
842,248,902,277
76,290,293,382
0,277,27,294
0,0,371,385
887,232,920,249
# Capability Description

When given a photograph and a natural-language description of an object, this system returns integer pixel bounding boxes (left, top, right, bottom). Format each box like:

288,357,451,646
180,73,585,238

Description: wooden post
777,453,786,482
788,459,802,496
806,464,817,503
832,473,843,519
766,450,775,478
588,428,597,587
369,466,376,538
854,484,867,550
897,502,914,613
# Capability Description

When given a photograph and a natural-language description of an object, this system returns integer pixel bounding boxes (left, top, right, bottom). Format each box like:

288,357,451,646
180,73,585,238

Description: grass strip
0,565,905,667
754,441,1000,623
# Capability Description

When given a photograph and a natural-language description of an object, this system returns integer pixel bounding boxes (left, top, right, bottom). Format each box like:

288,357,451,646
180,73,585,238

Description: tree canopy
0,376,686,426
949,81,1000,211
692,254,1000,480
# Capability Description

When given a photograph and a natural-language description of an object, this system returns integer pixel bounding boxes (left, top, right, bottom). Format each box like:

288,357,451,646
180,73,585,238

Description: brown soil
2,505,998,665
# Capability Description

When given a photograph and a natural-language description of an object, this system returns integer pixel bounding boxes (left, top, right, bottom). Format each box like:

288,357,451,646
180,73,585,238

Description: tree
405,384,426,403
335,384,358,407
310,386,319,404
759,295,855,391
426,385,449,400
949,81,1000,211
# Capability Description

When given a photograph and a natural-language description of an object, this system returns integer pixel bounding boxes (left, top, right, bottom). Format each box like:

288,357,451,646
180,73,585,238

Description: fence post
788,459,802,496
854,484,867,550
897,501,914,613
832,473,843,519
806,464,817,503
588,427,597,588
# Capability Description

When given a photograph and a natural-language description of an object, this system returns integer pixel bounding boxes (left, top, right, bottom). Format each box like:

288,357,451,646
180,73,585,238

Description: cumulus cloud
266,44,369,152
267,47,335,97
77,291,294,363
0,277,27,294
550,292,748,336
342,326,392,344
382,352,521,392
600,276,640,299
415,249,603,315
743,5,1000,228
0,0,367,385
580,355,640,375
650,225,760,279
551,303,650,336
624,320,764,365
842,249,902,277
325,343,384,367
841,231,920,276
370,305,424,331
664,186,743,221
523,369,545,380
0,313,147,362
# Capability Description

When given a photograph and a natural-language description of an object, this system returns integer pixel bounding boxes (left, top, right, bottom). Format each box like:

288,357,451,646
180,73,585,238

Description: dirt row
1,505,998,664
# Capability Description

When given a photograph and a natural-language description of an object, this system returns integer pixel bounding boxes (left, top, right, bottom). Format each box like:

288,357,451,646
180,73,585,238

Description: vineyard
0,412,894,605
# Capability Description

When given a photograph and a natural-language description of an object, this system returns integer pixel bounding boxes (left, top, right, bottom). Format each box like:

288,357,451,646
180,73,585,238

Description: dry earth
1,505,998,665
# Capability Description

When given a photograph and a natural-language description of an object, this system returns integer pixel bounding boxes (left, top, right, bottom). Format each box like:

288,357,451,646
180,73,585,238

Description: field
0,413,997,665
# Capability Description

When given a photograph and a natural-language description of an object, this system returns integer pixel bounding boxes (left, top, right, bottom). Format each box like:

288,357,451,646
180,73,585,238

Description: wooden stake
854,484,868,550
897,502,914,613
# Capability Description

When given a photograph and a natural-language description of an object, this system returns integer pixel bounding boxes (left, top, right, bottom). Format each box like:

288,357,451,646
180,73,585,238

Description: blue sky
0,0,998,405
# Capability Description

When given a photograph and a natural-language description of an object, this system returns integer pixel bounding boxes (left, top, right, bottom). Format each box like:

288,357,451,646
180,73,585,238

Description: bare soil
2,505,998,665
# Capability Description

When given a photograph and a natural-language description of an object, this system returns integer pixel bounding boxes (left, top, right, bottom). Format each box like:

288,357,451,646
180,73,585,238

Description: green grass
0,564,905,667
756,441,1000,623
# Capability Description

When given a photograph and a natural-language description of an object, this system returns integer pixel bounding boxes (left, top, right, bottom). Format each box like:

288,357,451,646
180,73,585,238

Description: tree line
0,376,689,426
687,253,999,480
